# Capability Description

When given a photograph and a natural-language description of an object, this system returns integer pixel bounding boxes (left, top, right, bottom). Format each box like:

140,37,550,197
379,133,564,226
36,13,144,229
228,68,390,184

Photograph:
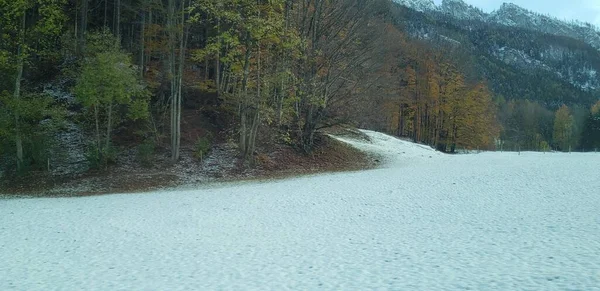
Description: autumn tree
191,0,296,163
453,82,500,150
74,31,149,167
593,101,600,116
289,0,387,152
553,105,576,152
371,32,500,153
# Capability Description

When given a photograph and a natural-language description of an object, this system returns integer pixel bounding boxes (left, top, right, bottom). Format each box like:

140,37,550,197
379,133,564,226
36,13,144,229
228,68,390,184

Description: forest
1,0,599,177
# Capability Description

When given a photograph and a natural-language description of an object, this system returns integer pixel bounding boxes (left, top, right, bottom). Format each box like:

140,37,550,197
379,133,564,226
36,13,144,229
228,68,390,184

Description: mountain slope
390,0,600,107
394,0,600,50
488,3,600,50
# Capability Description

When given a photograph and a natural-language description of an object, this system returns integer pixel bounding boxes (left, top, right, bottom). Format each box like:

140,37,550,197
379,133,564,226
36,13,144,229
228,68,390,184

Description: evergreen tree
580,101,600,151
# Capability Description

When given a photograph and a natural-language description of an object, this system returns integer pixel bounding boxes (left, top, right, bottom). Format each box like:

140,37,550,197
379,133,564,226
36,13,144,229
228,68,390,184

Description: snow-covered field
2,130,600,290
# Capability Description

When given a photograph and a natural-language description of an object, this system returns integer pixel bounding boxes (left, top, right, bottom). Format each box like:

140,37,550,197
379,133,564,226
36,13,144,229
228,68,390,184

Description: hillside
385,0,600,151
1,0,599,183
395,0,600,49
392,0,600,106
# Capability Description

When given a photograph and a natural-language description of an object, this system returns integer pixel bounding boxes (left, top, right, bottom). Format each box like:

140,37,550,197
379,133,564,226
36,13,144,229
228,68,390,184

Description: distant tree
580,101,600,151
592,100,600,116
553,105,575,151
498,100,554,151
454,82,500,151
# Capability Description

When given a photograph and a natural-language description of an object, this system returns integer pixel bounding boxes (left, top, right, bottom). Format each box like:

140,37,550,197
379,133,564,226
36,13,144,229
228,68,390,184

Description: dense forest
1,0,599,178
390,2,600,152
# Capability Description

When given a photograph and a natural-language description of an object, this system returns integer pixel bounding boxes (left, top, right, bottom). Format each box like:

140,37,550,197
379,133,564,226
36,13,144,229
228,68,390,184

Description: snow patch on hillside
331,130,442,166
494,47,549,70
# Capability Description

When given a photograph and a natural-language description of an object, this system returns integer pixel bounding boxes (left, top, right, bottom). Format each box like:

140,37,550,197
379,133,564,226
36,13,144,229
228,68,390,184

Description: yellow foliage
592,100,600,115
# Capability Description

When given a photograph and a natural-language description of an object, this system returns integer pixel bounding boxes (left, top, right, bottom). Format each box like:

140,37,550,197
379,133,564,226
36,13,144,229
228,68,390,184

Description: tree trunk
451,124,457,153
168,0,178,161
14,12,26,171
78,0,88,54
94,104,101,154
216,16,221,97
276,78,284,127
14,63,24,171
175,12,185,161
239,37,252,159
104,0,108,28
413,106,419,143
246,45,262,164
240,109,247,157
116,0,121,38
397,103,404,137
105,101,113,151
301,105,318,153
139,9,145,78
248,110,260,164
168,0,188,161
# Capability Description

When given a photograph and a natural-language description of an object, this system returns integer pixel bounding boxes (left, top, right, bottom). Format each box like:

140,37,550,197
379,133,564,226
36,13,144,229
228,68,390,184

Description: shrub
256,153,274,167
194,133,213,161
540,141,550,152
86,142,117,170
137,139,155,167
24,133,57,172
84,142,101,169
278,131,293,145
0,92,65,174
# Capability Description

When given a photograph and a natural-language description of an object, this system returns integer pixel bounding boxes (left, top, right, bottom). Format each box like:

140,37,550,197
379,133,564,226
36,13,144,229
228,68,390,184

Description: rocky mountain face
394,0,600,49
488,3,600,50
440,0,486,21
391,0,600,106
394,0,437,12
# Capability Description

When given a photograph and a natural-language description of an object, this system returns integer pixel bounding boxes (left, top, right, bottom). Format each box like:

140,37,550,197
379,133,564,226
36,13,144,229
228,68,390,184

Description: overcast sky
432,0,600,26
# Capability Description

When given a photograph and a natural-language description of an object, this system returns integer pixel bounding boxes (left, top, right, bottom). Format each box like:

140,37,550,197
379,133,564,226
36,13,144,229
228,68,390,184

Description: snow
393,0,438,12
397,0,600,51
331,130,443,166
439,34,462,45
440,0,486,21
2,130,600,290
493,47,551,72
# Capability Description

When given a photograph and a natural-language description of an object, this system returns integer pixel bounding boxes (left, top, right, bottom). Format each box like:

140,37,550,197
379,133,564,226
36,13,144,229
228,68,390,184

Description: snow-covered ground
2,130,600,290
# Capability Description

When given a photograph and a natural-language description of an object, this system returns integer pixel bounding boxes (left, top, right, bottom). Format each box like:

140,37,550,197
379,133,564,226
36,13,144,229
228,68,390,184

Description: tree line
1,0,599,176
497,99,600,152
